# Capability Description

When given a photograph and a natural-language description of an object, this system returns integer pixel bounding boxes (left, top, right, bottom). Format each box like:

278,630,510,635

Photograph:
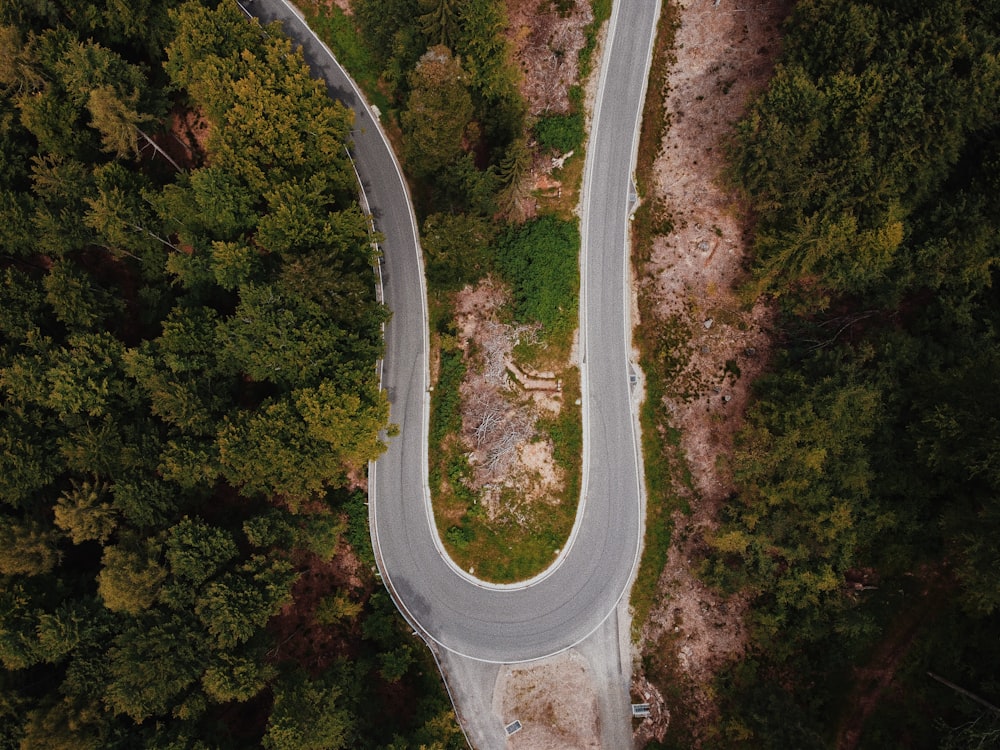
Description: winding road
243,0,660,665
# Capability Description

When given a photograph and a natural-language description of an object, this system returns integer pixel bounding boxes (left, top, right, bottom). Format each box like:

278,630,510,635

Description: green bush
495,216,579,338
534,112,584,154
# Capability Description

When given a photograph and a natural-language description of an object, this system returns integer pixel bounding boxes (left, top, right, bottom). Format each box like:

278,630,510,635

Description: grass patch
538,368,583,492
635,1,679,199
630,372,692,633
301,2,390,114
343,489,377,570
534,153,585,222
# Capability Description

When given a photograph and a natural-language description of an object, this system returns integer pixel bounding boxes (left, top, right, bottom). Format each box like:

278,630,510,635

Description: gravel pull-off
496,651,601,750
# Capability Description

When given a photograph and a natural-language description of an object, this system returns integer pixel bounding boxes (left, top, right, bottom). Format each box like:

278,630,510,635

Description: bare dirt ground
508,0,594,221
630,0,793,745
316,0,352,15
495,651,602,750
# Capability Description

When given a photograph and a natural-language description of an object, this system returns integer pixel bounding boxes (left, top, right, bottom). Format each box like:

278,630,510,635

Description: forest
0,1,463,748
697,0,1000,747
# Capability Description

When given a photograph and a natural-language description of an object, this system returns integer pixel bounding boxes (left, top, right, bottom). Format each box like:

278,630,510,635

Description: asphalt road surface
242,0,660,664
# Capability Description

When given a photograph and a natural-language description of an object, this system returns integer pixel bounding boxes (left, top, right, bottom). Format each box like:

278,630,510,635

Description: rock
704,318,713,329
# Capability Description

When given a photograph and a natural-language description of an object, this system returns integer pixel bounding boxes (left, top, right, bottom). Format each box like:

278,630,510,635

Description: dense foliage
496,215,580,339
351,0,526,219
0,2,463,748
703,0,1000,746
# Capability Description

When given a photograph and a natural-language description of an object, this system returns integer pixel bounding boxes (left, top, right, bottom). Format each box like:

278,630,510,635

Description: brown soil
495,651,601,750
634,0,793,743
167,105,211,169
312,0,352,15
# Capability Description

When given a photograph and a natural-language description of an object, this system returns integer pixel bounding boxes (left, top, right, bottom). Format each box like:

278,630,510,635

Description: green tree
262,670,352,750
217,389,385,507
315,591,363,625
54,479,118,544
377,643,414,683
104,613,208,723
1,267,46,341
19,699,106,750
164,516,237,589
42,332,130,419
164,1,261,121
706,353,890,650
456,0,515,101
456,0,523,146
0,517,61,576
97,537,166,614
43,260,122,332
201,649,276,703
194,555,295,648
85,162,175,266
215,283,351,388
419,0,461,49
29,153,96,256
0,582,44,669
494,136,530,218
0,407,61,509
187,166,257,238
295,379,389,469
495,215,579,336
401,46,474,179
421,211,492,287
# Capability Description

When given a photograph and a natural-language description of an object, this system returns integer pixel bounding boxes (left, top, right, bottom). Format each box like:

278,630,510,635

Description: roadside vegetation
627,0,684,635
0,2,466,748
698,0,1000,746
308,0,604,581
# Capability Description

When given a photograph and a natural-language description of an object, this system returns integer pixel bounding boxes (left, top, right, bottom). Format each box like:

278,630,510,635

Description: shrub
495,216,579,338
534,112,584,154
